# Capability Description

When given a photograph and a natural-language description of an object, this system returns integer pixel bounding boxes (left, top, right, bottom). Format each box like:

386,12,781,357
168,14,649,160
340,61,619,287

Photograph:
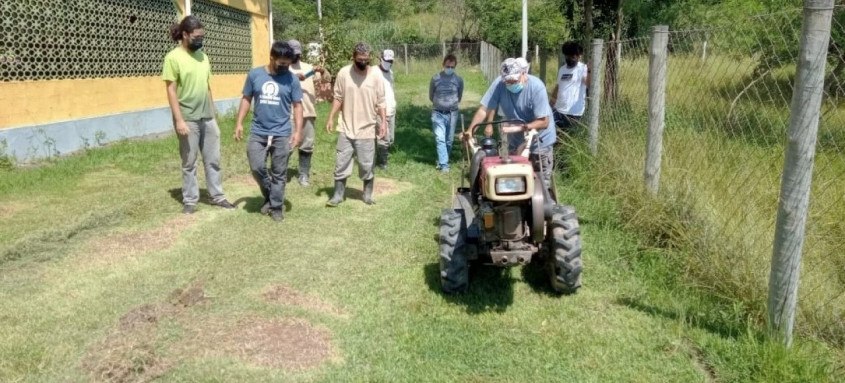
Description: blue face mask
506,82,524,94
444,68,454,76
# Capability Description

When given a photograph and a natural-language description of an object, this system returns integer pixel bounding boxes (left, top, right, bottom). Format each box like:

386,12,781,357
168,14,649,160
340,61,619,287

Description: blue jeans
432,110,458,169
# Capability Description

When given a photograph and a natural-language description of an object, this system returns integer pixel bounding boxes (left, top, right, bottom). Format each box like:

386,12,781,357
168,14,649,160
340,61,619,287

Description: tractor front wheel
439,209,469,294
547,205,582,294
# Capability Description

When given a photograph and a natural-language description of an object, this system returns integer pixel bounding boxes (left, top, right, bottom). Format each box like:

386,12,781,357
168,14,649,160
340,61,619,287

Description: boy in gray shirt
429,54,464,173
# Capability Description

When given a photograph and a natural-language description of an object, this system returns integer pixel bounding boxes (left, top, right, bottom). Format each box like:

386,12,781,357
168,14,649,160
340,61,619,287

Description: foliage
465,0,570,55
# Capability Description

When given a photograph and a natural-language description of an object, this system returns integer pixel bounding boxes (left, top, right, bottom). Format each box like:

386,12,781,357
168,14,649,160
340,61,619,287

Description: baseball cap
288,39,303,55
382,49,395,61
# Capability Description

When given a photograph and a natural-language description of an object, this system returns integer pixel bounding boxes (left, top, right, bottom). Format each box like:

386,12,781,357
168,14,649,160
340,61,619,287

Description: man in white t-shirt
550,41,589,135
375,49,397,170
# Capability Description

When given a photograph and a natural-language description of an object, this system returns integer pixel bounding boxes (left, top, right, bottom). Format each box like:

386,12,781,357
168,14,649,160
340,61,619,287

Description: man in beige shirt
325,42,387,206
288,39,331,187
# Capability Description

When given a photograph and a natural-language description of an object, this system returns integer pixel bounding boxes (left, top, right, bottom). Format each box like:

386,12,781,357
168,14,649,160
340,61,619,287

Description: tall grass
591,52,845,346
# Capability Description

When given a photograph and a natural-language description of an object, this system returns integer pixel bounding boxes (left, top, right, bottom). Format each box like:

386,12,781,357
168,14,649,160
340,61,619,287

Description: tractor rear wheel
439,209,469,294
547,205,582,294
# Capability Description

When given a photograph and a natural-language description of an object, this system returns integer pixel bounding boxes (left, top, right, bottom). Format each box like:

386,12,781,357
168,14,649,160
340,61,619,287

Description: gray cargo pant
334,133,375,181
247,133,290,210
178,118,226,206
529,146,554,192
376,114,396,165
299,117,316,153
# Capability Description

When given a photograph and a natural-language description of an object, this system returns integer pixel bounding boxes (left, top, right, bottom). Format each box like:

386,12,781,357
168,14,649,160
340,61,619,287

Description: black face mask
275,65,289,74
565,58,577,67
354,61,368,71
293,54,301,64
188,37,203,51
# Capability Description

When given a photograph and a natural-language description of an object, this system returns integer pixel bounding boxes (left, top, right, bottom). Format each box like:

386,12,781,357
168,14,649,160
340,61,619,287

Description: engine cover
480,156,535,202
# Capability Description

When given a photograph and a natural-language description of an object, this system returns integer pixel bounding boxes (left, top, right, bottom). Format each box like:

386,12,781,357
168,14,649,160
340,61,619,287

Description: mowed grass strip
0,65,840,382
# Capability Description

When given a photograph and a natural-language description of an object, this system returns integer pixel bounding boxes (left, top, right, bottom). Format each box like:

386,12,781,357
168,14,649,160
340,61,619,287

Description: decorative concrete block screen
1,0,179,81
192,0,252,74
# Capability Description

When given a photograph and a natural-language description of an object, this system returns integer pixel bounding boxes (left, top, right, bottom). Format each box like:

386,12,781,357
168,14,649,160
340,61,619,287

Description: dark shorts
553,111,582,135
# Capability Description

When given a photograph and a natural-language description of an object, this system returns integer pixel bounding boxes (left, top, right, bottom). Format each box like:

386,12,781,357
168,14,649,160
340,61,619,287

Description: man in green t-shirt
162,15,234,214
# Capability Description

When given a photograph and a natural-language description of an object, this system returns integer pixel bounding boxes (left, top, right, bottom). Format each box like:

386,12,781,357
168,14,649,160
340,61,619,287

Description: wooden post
768,0,834,348
403,43,409,75
587,39,604,156
539,48,547,84
644,25,668,195
442,41,447,58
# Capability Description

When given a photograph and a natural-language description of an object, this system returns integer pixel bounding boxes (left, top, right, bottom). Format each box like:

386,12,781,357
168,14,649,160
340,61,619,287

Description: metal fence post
768,0,834,348
587,39,604,155
644,25,669,195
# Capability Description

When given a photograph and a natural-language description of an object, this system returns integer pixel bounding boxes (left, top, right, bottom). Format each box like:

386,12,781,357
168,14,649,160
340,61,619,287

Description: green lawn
0,66,841,382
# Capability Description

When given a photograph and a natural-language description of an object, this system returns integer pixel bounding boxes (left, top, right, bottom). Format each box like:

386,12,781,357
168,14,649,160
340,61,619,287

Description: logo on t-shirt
560,73,573,81
260,81,281,106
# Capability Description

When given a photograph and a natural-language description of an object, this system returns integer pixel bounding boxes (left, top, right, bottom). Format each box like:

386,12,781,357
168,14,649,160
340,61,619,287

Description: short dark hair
561,41,583,56
271,41,296,59
353,42,372,56
443,54,457,65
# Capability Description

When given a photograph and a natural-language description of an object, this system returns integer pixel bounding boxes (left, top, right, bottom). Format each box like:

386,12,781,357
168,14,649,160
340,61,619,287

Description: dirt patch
373,177,411,197
82,215,197,267
685,339,717,383
118,303,178,331
0,202,31,218
263,284,348,318
184,316,336,371
167,280,207,308
85,281,335,378
82,327,171,383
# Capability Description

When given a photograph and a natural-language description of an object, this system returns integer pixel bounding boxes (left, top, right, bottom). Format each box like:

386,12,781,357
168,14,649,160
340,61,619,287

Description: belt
434,109,456,114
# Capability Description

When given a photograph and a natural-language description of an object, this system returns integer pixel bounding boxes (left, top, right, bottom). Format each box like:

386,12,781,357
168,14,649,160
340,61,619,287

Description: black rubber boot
297,151,312,186
326,179,346,207
363,178,375,205
376,145,389,170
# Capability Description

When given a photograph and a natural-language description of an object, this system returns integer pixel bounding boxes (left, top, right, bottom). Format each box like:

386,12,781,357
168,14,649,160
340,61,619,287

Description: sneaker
440,167,450,174
270,209,284,222
297,175,310,187
377,163,387,171
182,204,196,214
260,200,271,215
212,199,236,210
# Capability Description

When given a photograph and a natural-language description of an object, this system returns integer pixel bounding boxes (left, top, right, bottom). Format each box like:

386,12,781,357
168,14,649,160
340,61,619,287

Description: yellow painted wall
0,0,269,129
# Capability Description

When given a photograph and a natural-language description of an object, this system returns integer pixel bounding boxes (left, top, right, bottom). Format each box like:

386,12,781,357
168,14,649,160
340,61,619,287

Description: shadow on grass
168,188,292,213
314,184,369,204
519,261,565,297
392,104,479,167
614,296,756,341
423,262,514,314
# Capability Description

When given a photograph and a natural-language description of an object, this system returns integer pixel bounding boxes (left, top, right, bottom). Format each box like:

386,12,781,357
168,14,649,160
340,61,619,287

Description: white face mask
381,61,392,71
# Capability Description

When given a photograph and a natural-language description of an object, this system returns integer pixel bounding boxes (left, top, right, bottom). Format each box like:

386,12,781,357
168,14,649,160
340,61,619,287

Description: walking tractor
439,119,582,294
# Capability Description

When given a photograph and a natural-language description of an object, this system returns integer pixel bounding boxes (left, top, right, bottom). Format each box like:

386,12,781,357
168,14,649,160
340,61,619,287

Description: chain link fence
368,42,481,76
591,6,845,345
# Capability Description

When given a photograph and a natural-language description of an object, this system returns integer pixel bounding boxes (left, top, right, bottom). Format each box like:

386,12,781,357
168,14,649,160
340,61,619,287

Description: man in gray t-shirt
429,54,464,172
467,57,556,191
